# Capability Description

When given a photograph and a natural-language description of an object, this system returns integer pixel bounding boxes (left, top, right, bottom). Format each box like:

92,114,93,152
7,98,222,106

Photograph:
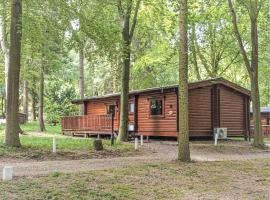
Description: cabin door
107,104,119,131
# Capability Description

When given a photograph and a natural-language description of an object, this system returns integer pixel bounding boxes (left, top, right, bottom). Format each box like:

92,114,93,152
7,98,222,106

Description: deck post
140,135,143,146
214,133,218,146
135,138,139,150
111,114,115,146
97,134,100,139
52,137,56,153
3,166,13,181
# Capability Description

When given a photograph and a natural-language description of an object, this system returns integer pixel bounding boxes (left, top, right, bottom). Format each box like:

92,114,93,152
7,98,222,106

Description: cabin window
129,103,135,113
149,98,163,116
107,105,115,116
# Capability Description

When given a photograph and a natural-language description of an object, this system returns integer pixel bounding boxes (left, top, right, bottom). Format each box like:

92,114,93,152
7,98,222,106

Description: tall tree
0,1,9,113
39,60,46,131
190,23,201,80
23,80,29,121
178,0,190,162
79,49,85,115
30,86,38,121
117,0,142,141
5,0,22,147
228,0,264,147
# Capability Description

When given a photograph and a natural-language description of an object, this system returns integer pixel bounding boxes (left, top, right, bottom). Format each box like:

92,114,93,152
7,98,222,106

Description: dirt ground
0,140,269,179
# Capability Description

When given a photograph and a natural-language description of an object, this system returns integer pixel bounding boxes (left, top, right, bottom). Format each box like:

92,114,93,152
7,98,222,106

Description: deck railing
62,114,114,133
250,125,270,137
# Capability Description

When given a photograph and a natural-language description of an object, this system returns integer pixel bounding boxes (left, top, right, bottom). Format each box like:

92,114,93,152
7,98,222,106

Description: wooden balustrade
62,114,114,134
250,125,270,137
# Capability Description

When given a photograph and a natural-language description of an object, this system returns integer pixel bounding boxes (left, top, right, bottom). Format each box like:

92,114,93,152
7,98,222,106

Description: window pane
107,105,115,115
129,103,135,113
150,99,162,116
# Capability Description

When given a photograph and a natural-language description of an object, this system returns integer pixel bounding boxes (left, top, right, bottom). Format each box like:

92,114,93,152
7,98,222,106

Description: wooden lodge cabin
62,78,251,139
250,106,270,136
250,106,270,125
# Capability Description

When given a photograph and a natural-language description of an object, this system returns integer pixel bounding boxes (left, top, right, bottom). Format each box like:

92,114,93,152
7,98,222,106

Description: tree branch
218,51,240,76
117,0,125,29
129,0,141,41
195,38,213,77
227,0,252,74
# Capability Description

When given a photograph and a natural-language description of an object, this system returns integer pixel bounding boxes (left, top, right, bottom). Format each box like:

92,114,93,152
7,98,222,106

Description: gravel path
1,141,270,178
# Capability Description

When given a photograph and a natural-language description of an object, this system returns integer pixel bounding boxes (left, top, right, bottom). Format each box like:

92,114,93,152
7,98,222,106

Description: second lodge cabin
62,78,251,138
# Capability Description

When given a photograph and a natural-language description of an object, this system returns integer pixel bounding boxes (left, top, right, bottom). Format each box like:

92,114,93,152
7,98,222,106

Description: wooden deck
61,114,114,137
62,114,269,139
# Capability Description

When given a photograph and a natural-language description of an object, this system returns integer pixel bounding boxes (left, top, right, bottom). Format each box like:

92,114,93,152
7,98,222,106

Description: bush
45,80,79,124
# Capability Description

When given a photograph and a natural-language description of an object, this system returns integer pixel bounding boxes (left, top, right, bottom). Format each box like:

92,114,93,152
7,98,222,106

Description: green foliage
45,79,78,123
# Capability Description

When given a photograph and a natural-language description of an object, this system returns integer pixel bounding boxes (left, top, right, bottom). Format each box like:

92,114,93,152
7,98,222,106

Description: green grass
0,134,132,160
0,135,129,151
0,122,132,160
0,159,269,199
0,121,62,135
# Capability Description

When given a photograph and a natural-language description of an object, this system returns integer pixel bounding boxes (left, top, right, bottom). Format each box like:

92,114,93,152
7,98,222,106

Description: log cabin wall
250,114,270,125
85,97,120,131
84,97,136,132
78,79,250,138
189,86,212,137
137,90,178,136
218,85,247,136
261,115,269,125
136,86,212,137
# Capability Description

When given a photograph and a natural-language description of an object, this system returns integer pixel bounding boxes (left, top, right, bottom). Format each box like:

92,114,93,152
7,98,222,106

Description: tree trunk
191,23,201,80
39,64,46,132
117,0,141,142
5,0,22,147
23,80,29,121
32,93,37,121
1,96,4,115
79,50,85,115
250,11,263,147
178,0,190,162
117,9,131,142
118,44,130,142
251,72,263,146
228,0,263,147
0,14,9,114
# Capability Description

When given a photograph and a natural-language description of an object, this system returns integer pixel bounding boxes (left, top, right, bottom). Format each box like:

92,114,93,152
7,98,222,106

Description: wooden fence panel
250,125,270,137
61,114,113,134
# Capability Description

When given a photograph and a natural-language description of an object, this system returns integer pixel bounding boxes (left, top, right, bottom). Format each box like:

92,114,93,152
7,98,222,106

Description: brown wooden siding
78,83,249,138
137,92,177,136
189,87,212,136
85,97,136,131
250,114,270,126
219,85,246,135
86,98,120,131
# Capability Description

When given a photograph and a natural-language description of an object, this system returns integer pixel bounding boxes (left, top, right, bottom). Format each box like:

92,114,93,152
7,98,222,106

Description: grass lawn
0,122,133,160
0,159,269,200
0,121,62,135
